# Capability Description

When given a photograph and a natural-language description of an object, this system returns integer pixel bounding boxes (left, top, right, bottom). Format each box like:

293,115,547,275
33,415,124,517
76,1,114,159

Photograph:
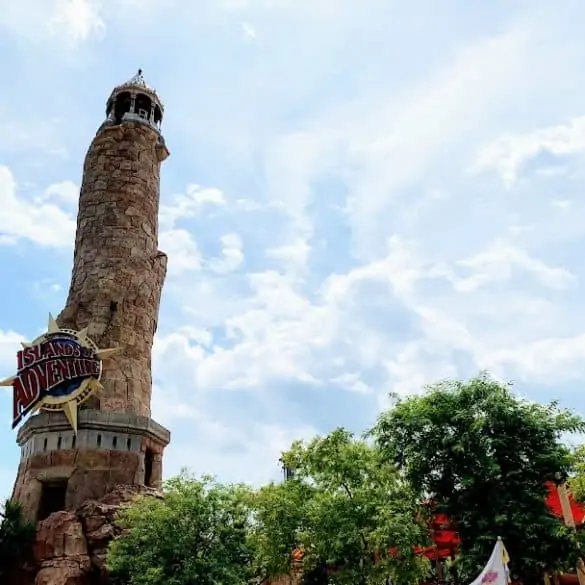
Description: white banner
468,539,510,585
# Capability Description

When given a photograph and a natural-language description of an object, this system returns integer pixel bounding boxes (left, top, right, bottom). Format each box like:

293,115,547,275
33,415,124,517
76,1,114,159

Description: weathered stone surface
33,511,90,585
12,448,144,522
8,85,171,585
35,511,89,563
8,484,162,585
79,485,163,572
11,120,170,521
57,123,168,419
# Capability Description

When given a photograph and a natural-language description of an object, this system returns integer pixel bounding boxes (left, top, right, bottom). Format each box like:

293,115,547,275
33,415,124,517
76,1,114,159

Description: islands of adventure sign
0,314,119,432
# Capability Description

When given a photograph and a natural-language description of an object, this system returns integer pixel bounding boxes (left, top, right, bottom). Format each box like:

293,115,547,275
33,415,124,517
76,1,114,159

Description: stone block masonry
12,410,169,522
10,119,171,522
6,71,172,584
57,122,169,418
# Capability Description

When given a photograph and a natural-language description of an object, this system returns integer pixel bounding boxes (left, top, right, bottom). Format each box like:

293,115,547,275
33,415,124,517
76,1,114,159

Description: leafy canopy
569,445,585,503
250,428,430,585
107,473,254,585
370,374,585,583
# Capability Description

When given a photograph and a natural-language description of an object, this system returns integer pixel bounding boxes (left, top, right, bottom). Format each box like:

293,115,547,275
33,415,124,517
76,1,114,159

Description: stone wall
21,427,142,459
17,410,170,459
57,122,169,418
12,411,169,522
12,449,142,524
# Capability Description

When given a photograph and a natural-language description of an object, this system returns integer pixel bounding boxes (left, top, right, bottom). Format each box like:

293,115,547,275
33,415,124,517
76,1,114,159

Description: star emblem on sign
0,314,120,433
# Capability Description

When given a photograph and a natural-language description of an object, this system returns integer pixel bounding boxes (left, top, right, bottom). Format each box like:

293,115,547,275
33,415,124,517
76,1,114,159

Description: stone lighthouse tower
8,70,171,522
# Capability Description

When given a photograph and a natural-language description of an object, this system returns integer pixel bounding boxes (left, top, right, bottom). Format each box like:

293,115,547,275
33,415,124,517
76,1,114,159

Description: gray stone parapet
17,409,170,460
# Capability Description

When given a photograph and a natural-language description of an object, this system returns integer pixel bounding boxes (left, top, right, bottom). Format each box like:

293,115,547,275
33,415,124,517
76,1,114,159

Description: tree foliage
370,374,585,583
569,445,585,503
107,473,254,585
250,428,430,585
0,499,35,579
105,375,585,585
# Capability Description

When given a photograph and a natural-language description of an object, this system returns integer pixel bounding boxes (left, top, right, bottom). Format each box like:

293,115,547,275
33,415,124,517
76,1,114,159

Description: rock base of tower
11,410,170,523
5,484,163,585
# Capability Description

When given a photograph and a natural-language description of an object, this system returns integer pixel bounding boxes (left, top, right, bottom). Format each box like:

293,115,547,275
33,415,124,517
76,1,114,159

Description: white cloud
266,239,310,268
0,166,75,247
160,238,435,403
553,199,572,210
235,198,264,212
160,230,244,277
0,326,25,463
160,185,226,230
207,233,244,274
270,25,539,259
156,270,332,394
158,218,582,425
263,132,324,240
241,21,256,39
160,228,202,276
323,236,445,301
0,330,24,377
37,180,79,206
479,334,585,382
156,394,318,485
48,0,105,41
329,372,371,395
158,185,236,277
0,113,68,157
384,342,459,400
472,116,585,187
0,0,105,42
33,280,63,297
454,239,575,292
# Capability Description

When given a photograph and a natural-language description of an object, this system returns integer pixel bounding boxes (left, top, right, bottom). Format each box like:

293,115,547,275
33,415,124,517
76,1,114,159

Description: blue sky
2,0,585,499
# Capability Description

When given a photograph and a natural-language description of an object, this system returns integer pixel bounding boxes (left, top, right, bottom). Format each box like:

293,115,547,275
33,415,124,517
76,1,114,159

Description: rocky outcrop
34,511,89,585
10,484,162,585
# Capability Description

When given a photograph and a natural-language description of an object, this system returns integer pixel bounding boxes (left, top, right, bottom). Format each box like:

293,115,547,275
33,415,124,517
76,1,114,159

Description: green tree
370,374,585,584
107,473,254,585
569,445,585,503
250,428,430,585
0,500,35,580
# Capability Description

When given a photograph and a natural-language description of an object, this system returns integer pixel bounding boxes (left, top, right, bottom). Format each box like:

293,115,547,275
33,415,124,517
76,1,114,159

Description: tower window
57,436,62,449
153,105,163,126
127,437,132,450
112,436,118,449
135,93,152,121
43,437,48,451
38,480,68,521
97,434,102,448
113,91,132,124
144,449,155,487
71,434,76,449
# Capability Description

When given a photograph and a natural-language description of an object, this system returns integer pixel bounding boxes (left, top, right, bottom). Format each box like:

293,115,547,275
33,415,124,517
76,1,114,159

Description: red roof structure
392,482,585,561
545,483,585,527
293,483,585,568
